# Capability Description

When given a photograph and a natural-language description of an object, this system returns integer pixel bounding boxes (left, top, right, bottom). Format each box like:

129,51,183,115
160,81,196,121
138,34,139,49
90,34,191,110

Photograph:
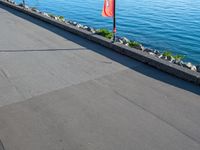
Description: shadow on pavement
1,4,199,96
0,48,86,52
0,140,5,150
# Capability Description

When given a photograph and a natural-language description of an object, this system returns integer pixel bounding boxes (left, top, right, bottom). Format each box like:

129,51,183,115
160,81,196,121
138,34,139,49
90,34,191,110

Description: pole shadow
0,48,86,52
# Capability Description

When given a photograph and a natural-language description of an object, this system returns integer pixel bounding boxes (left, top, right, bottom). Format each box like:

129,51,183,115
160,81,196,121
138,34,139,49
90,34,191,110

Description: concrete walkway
0,4,200,150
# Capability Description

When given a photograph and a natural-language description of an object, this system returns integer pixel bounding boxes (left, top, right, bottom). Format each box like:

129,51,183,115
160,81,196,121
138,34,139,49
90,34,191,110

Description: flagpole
113,0,116,43
23,0,25,7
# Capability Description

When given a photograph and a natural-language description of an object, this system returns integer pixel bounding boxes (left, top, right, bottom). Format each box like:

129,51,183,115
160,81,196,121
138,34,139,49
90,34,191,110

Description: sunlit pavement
0,4,200,150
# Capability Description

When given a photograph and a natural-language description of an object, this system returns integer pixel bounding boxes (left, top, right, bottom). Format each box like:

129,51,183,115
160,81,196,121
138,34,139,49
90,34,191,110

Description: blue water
15,0,200,64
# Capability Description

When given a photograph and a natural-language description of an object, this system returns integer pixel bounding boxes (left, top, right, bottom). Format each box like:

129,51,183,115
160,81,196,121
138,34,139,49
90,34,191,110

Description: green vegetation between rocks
173,54,185,61
47,14,65,21
163,51,173,57
58,16,64,20
48,13,55,18
128,41,141,48
163,51,185,60
96,29,113,39
58,16,65,21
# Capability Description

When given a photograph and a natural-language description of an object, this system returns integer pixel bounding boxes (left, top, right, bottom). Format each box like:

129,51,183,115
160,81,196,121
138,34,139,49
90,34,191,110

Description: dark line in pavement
0,140,5,150
0,48,86,52
113,90,200,145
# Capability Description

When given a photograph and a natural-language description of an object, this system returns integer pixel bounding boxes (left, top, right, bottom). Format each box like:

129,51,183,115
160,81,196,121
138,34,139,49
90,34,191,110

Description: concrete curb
1,0,200,85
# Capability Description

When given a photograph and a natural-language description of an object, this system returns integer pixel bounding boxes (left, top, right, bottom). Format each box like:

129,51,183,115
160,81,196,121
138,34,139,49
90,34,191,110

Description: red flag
102,0,114,17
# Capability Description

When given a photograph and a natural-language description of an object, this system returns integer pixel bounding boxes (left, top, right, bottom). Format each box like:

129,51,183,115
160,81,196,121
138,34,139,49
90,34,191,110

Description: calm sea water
15,0,200,64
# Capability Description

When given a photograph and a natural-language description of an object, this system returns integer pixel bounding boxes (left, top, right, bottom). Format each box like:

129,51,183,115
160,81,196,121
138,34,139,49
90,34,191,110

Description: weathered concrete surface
0,4,200,150
1,0,200,85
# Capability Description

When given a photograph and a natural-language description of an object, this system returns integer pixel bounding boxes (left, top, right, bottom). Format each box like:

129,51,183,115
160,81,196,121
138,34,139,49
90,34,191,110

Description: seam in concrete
0,68,9,79
0,0,200,85
113,90,200,145
0,140,5,150
0,66,129,109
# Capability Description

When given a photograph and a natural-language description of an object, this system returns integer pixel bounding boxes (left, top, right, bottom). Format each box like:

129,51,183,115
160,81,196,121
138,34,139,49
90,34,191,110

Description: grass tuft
96,29,113,39
128,41,141,48
174,54,185,60
163,51,173,57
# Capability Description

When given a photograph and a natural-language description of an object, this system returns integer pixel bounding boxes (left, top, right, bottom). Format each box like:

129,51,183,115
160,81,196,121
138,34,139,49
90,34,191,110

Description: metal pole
113,0,116,42
23,0,25,7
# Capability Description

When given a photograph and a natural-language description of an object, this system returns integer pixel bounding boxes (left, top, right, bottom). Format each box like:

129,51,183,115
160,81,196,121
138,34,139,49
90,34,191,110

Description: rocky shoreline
4,0,200,73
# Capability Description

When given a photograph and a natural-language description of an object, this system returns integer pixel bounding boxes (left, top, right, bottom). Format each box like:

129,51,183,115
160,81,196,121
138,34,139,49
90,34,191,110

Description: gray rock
18,3,24,7
24,5,29,9
31,8,40,13
170,57,175,63
64,20,69,24
154,50,163,59
144,48,154,53
183,62,193,69
161,56,167,60
83,26,96,33
118,39,124,44
154,50,161,55
10,0,15,4
54,16,59,20
90,28,96,34
140,45,145,51
174,60,180,65
42,12,49,17
83,25,89,30
191,65,197,72
67,20,73,24
7,0,13,3
182,62,187,68
121,37,130,44
76,24,81,28
148,52,155,56
125,43,129,46
72,22,78,26
116,37,123,44
177,61,184,66
157,54,163,58
87,27,92,31
68,21,77,26
76,24,84,29
167,56,175,63
196,65,200,72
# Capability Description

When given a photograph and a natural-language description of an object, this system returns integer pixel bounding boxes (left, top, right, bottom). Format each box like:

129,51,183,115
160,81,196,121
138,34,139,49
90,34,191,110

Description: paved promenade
0,4,200,150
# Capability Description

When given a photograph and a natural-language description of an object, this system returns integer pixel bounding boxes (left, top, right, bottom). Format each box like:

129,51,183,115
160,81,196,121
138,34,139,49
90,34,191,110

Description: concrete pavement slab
0,80,200,150
0,3,200,150
0,4,140,102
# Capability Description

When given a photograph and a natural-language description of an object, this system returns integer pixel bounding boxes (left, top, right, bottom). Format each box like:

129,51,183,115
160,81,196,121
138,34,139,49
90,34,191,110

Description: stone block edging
1,0,200,85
